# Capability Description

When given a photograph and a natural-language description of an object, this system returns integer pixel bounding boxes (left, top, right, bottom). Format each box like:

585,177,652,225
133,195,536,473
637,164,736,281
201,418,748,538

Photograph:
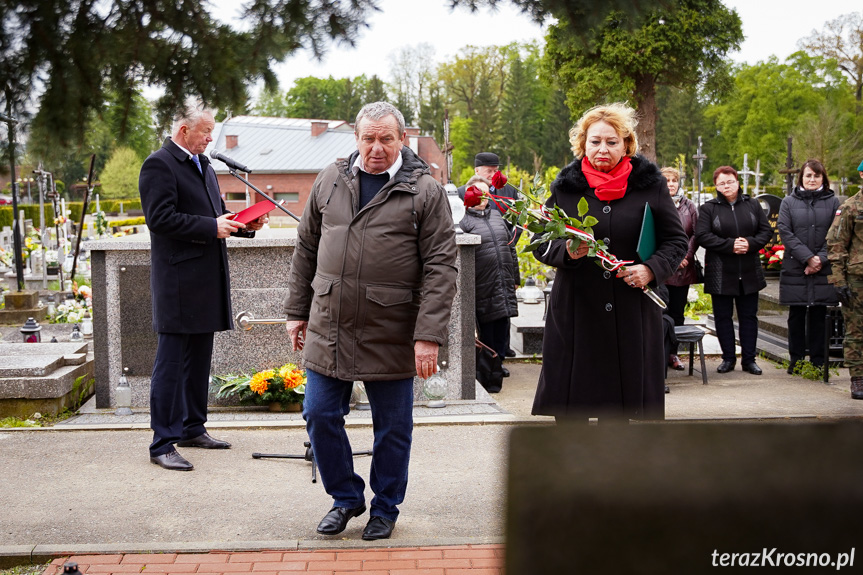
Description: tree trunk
634,74,657,163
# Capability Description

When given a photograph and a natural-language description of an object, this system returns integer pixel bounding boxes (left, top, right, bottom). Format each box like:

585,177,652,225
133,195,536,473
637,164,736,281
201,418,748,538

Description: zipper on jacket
731,203,743,281
325,181,337,205
481,212,509,291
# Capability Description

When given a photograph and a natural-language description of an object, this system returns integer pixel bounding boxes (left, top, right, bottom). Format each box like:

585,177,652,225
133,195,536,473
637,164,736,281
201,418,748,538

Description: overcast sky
212,0,862,98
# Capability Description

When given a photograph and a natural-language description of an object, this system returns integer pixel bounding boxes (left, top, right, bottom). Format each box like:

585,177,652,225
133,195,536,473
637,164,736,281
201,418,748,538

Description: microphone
210,150,252,173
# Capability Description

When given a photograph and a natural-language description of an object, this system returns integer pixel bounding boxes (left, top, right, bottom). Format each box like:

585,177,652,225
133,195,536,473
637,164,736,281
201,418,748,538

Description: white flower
687,287,699,303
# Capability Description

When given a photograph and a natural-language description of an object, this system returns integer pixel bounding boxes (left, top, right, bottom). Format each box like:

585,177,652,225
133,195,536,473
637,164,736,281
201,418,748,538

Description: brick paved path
47,546,504,575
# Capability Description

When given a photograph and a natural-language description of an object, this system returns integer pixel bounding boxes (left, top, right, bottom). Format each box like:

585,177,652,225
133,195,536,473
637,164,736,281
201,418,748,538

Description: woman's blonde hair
569,102,639,158
660,167,680,181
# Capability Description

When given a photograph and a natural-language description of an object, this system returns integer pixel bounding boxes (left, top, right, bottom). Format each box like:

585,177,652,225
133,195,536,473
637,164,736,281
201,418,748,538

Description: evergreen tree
0,0,379,145
365,76,389,103
542,0,742,161
655,85,706,176
539,83,574,170
497,48,542,171
419,82,447,145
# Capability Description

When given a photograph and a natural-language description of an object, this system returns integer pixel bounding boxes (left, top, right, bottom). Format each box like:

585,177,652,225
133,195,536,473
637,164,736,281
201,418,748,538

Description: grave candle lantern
20,317,42,343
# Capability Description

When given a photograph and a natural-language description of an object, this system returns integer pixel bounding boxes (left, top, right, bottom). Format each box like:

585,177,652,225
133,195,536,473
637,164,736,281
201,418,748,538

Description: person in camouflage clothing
827,160,863,399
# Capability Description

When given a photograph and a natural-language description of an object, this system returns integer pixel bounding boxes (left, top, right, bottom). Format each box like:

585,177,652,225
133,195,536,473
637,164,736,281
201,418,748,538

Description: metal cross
692,136,707,203
776,137,799,196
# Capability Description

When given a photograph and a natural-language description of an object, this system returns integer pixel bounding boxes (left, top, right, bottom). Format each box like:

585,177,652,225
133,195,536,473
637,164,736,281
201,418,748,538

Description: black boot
851,376,863,400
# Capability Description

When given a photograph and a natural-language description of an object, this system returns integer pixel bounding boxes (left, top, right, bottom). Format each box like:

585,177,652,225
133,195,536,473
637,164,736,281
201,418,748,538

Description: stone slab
0,354,64,377
0,306,48,325
507,423,863,574
0,342,89,356
0,362,94,400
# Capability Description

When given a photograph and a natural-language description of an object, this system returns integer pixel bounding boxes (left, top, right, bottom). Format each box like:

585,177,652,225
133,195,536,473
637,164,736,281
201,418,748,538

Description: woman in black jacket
459,176,520,385
777,159,840,373
695,166,772,375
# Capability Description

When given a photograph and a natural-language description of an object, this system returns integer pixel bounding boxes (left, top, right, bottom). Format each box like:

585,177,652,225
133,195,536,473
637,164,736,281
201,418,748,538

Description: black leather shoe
505,349,516,358
665,385,670,394
150,449,193,471
176,432,231,449
717,360,736,373
742,362,763,375
501,367,510,377
362,516,396,541
316,505,366,535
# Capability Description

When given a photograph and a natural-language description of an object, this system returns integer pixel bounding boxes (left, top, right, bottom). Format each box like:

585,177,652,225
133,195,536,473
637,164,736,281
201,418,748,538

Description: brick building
207,116,448,216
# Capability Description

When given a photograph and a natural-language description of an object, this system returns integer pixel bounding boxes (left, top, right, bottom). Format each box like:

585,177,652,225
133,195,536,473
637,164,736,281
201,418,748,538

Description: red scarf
581,156,632,201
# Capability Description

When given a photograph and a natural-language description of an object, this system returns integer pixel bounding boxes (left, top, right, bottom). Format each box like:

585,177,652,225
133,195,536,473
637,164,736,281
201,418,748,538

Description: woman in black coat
777,159,839,373
459,177,520,376
531,103,688,420
695,166,772,375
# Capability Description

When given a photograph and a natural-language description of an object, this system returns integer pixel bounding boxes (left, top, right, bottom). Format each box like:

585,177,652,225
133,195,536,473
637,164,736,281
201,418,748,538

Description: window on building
275,192,300,203
225,192,247,201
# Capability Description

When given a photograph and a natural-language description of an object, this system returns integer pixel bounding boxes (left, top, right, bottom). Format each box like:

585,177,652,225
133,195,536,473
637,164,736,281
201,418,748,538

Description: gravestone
0,342,94,418
755,193,782,251
507,423,863,574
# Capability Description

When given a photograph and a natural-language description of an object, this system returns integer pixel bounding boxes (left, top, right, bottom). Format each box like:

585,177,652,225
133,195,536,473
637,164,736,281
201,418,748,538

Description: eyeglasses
715,180,737,188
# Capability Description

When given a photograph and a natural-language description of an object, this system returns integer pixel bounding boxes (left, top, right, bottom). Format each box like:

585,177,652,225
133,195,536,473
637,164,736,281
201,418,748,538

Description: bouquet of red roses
467,172,666,308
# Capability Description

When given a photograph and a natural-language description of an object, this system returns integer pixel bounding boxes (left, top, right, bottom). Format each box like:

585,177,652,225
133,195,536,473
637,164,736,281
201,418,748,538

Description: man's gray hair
172,98,216,134
355,102,406,135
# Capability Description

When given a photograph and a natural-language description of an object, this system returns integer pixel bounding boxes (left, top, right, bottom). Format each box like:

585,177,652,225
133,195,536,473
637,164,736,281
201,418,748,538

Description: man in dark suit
139,100,265,471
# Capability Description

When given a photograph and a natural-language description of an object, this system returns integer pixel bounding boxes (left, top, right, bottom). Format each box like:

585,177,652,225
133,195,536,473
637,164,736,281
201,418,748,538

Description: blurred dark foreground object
507,422,863,574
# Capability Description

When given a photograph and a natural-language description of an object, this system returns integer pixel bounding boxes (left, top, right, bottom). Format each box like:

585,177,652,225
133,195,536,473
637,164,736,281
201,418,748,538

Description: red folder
228,199,284,224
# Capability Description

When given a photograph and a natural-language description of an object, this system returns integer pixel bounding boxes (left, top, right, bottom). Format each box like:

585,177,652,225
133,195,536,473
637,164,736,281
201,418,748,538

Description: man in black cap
458,152,522,362
458,153,520,232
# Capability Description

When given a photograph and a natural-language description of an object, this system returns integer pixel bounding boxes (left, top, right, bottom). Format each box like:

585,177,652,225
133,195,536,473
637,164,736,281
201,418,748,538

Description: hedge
0,198,142,230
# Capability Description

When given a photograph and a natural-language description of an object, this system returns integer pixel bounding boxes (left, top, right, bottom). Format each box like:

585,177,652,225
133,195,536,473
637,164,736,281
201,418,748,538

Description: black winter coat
139,138,232,334
777,187,840,306
532,155,688,419
695,194,772,296
459,205,520,323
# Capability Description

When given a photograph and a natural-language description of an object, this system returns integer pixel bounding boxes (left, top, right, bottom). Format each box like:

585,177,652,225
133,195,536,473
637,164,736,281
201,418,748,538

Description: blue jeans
303,369,414,522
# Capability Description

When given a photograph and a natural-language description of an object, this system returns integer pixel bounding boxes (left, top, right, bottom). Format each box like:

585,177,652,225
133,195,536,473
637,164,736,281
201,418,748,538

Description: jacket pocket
361,285,419,345
366,285,414,307
307,275,335,337
169,246,205,264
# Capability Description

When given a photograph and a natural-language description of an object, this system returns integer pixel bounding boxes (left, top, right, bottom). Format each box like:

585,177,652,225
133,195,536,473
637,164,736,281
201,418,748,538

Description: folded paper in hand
636,202,656,263
229,200,284,225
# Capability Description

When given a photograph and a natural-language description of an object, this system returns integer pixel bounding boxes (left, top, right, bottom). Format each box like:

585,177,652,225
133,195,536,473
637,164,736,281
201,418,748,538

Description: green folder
636,202,656,262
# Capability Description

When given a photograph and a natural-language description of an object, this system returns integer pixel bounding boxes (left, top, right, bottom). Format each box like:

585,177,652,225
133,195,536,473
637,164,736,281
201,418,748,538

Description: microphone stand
226,168,302,223
70,154,96,282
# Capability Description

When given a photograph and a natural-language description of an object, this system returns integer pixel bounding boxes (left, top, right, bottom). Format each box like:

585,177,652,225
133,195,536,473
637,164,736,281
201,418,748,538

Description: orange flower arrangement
212,363,306,407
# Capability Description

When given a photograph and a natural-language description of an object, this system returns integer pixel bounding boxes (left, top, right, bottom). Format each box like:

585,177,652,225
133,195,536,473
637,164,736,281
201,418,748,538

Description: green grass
0,561,52,575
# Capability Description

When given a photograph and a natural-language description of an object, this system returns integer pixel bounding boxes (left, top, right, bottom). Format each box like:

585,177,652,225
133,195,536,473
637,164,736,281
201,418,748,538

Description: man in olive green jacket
284,102,458,541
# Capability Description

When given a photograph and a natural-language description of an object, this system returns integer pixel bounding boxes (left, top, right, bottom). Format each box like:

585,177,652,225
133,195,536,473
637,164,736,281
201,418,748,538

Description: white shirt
172,138,196,161
351,151,403,180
